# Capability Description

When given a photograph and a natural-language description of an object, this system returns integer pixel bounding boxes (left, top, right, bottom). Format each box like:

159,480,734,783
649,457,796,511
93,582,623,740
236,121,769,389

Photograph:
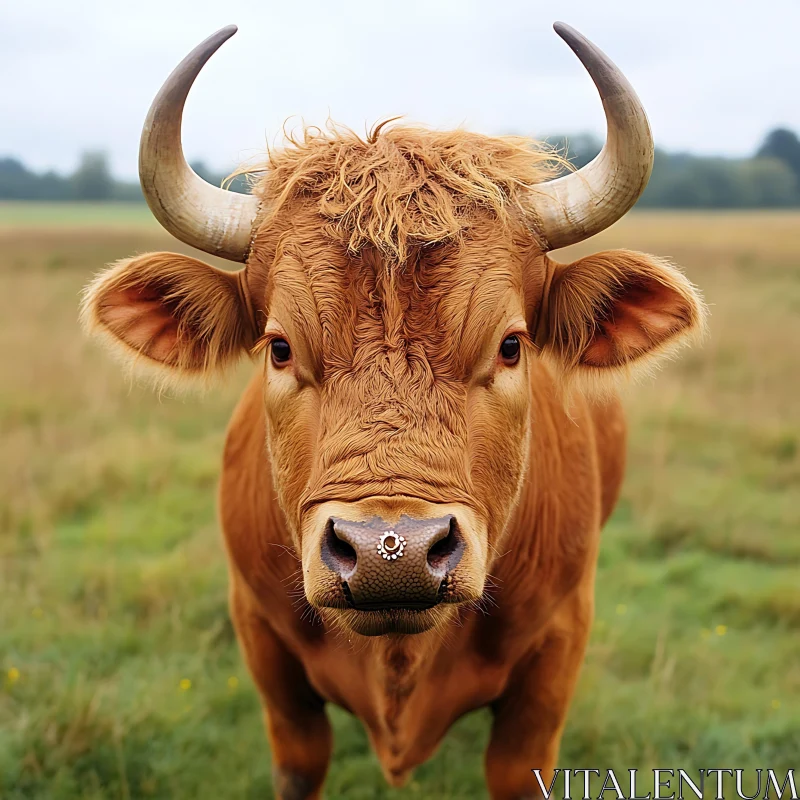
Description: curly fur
242,120,565,263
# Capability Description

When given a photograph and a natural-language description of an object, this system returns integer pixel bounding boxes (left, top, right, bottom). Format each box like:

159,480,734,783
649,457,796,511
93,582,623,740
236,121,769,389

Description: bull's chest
300,630,510,765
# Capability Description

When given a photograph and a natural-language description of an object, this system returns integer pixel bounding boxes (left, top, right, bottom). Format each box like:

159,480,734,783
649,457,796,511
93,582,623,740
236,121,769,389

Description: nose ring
377,530,406,560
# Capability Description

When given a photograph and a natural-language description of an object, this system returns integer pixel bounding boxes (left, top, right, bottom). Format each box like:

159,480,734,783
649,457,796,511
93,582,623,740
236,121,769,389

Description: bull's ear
80,252,256,383
540,250,706,385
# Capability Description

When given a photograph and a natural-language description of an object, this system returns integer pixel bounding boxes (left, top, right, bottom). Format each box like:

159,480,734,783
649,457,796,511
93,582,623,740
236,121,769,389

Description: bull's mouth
341,580,443,612
324,604,451,636
314,583,474,636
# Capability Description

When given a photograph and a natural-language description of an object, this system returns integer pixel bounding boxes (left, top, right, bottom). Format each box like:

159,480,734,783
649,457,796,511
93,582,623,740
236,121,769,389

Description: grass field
1,203,798,799
0,202,157,230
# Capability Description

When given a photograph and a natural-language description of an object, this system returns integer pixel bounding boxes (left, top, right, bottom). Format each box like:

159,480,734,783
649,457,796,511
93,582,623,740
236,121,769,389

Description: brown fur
82,124,706,799
246,122,565,263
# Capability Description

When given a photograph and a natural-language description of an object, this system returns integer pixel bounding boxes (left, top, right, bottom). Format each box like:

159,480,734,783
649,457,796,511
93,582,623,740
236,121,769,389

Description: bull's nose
322,515,464,609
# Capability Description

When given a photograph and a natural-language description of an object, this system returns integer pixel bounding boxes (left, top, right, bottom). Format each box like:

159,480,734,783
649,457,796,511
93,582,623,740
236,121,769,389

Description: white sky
2,0,798,179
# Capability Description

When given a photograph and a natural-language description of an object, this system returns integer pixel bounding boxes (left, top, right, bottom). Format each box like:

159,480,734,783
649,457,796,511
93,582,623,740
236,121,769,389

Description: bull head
82,24,704,637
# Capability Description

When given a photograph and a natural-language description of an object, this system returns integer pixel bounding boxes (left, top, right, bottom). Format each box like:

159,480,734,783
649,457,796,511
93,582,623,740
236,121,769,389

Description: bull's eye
270,338,292,366
500,335,521,365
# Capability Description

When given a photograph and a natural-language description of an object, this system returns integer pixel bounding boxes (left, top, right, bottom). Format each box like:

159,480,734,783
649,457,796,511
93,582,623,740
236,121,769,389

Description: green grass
0,201,156,229
1,206,798,798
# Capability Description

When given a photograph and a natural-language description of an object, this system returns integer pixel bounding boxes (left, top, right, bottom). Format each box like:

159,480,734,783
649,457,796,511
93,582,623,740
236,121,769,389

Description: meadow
1,202,798,798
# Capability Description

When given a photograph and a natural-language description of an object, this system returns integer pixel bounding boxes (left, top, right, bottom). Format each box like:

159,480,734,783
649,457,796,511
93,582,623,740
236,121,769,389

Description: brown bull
82,23,705,799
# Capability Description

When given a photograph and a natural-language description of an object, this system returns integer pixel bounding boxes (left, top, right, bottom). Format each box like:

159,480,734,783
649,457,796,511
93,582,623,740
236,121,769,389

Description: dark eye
270,338,292,366
500,335,520,364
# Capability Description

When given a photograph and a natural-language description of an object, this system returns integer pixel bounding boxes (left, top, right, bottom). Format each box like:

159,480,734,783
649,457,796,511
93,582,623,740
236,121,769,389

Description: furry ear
80,252,256,384
540,250,706,385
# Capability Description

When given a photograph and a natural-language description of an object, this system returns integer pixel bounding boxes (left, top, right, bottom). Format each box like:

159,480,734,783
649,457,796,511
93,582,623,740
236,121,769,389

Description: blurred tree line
0,155,249,202
548,128,800,208
2,128,800,207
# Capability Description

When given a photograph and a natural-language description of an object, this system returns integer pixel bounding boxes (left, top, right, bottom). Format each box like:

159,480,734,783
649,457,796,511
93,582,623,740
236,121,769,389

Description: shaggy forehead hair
248,122,564,263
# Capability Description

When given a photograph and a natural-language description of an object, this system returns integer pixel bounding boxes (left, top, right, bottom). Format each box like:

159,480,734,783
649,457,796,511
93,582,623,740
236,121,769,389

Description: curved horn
531,23,654,251
139,26,259,262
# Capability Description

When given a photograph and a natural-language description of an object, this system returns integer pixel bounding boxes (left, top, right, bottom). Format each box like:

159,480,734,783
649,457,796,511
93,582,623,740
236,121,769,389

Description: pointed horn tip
214,24,239,42
553,21,588,46
200,25,238,51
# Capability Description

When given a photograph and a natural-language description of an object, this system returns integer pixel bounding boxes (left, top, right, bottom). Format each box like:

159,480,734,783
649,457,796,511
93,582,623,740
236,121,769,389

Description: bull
82,22,705,800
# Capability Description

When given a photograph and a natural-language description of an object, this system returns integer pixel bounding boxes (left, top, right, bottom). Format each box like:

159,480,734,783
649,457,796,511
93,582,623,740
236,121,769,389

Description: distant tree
71,151,113,200
639,149,799,209
736,157,798,207
0,158,72,200
38,170,74,201
757,128,800,181
0,158,34,199
111,180,144,202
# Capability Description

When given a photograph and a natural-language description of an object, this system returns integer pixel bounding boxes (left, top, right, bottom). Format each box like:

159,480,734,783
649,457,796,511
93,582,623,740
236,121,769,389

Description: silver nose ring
377,530,406,560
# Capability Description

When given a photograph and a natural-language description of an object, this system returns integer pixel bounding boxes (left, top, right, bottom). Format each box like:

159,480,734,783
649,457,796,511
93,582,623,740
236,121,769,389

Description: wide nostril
322,519,357,577
427,517,463,574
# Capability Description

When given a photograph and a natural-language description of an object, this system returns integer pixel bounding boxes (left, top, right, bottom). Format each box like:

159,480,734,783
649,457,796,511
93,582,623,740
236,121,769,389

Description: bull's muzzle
321,515,464,609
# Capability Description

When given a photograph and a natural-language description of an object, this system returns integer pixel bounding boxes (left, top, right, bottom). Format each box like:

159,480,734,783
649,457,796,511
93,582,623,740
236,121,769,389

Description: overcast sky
2,0,798,179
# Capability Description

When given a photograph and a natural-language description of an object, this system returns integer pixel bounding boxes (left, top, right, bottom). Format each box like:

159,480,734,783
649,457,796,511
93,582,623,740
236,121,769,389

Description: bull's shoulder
527,361,626,501
492,363,626,610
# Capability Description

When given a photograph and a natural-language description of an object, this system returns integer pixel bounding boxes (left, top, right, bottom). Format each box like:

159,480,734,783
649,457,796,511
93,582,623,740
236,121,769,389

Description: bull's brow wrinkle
455,263,492,352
